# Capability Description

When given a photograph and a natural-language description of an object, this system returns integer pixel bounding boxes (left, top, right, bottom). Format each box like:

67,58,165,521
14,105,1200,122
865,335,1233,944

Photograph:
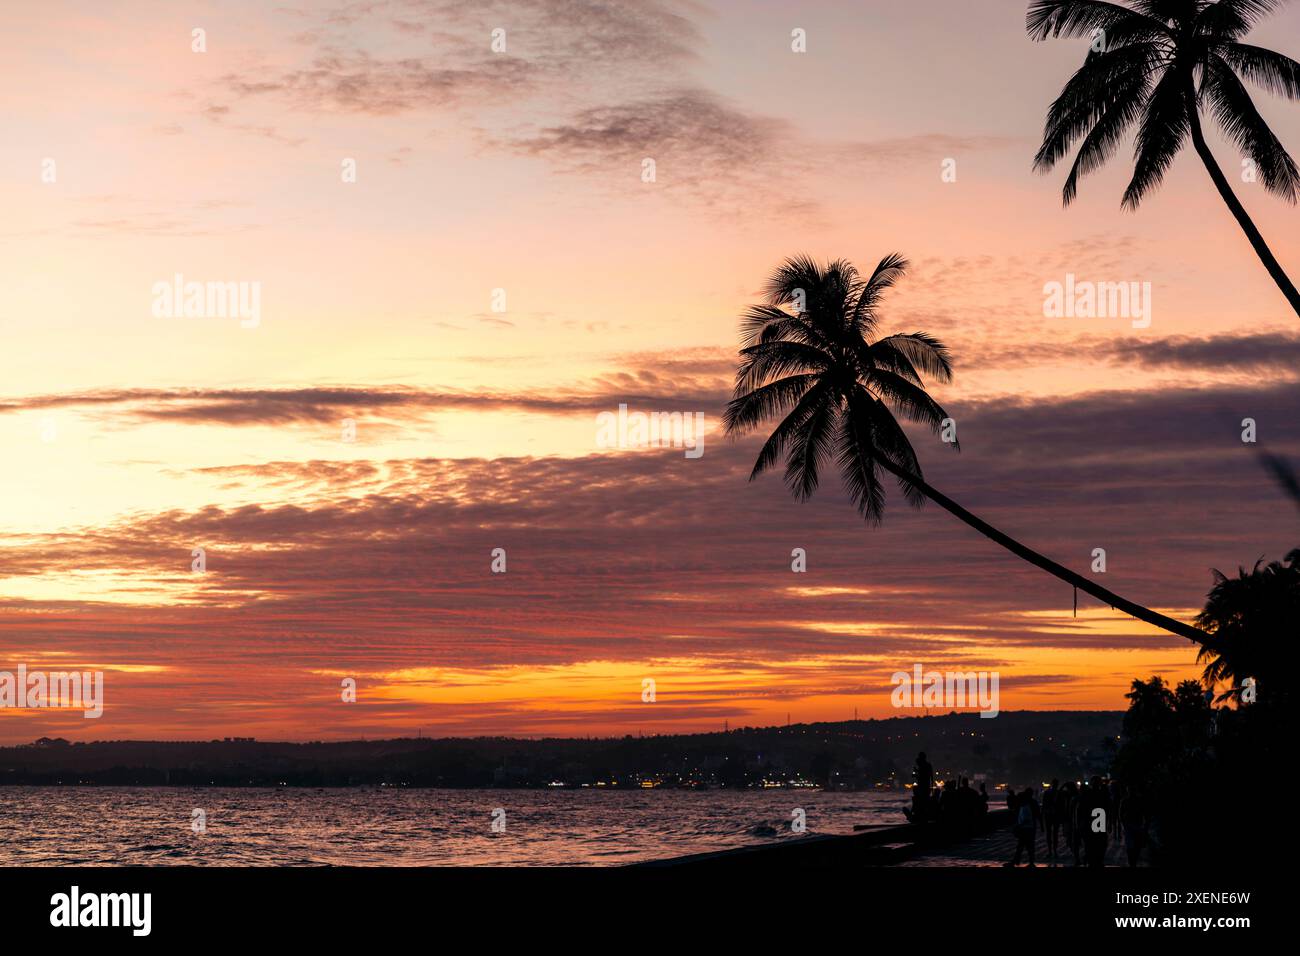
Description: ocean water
0,787,908,866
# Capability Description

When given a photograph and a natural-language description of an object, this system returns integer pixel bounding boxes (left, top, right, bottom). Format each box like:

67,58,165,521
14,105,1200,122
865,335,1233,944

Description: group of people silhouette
906,752,990,831
909,753,1149,867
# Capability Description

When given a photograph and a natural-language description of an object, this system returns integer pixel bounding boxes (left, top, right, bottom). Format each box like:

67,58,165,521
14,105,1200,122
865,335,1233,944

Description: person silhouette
1006,787,1039,866
1061,781,1081,866
937,779,956,823
1044,778,1061,859
956,777,979,831
1119,783,1147,868
912,752,934,822
1083,775,1110,867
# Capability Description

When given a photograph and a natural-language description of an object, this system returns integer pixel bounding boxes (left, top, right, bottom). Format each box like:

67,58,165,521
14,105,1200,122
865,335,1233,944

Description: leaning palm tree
1027,0,1300,317
724,254,1209,643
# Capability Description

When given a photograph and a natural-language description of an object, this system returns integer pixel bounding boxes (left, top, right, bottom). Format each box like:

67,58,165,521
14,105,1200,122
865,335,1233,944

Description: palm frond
1259,452,1300,510
1199,0,1286,39
871,332,955,383
1121,67,1190,208
733,338,832,393
1129,0,1194,22
1027,0,1169,41
722,372,821,436
850,253,909,325
836,394,888,524
861,367,954,440
782,398,839,500
858,391,928,508
1219,42,1300,101
739,305,834,352
763,255,824,308
1034,43,1165,173
1202,55,1300,199
741,378,834,481
1059,68,1154,202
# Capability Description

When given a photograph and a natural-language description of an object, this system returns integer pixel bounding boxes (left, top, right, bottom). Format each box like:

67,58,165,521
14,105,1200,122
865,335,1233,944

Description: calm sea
0,787,907,865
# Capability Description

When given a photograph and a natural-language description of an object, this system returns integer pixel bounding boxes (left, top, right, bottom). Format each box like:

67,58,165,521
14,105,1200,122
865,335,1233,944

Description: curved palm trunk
875,457,1209,644
1185,99,1300,319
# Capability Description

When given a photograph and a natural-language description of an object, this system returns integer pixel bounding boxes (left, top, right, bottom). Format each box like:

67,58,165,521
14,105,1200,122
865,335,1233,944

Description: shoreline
635,810,1012,868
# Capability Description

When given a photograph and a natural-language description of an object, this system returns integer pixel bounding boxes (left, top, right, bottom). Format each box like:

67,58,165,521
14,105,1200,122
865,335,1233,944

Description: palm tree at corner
1193,549,1298,702
723,254,1209,643
1028,0,1300,317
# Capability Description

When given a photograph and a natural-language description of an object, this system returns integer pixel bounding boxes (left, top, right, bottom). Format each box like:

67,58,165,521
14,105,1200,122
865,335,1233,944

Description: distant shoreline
1,712,1123,791
0,708,1123,749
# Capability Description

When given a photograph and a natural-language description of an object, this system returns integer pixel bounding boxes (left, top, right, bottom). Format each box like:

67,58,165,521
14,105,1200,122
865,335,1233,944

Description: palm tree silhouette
1027,0,1300,317
1194,549,1298,701
1122,675,1176,732
724,254,1208,642
1192,453,1300,702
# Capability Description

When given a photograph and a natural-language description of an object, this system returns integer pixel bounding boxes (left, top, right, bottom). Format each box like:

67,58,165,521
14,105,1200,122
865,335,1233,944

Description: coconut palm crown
722,253,954,524
1028,0,1300,315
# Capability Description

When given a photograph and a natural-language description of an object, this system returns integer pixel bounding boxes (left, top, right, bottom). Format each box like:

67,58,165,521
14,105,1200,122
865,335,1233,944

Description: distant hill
0,711,1122,788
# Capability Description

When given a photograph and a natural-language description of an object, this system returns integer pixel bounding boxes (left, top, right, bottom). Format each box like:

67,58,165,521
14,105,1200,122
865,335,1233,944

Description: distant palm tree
1027,0,1300,317
724,254,1209,642
1123,675,1176,726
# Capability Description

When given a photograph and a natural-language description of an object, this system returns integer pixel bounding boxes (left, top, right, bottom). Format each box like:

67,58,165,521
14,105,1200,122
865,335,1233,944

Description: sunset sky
2,0,1298,741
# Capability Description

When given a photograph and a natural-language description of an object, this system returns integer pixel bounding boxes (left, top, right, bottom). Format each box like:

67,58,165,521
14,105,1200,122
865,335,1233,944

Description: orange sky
1,0,1298,741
